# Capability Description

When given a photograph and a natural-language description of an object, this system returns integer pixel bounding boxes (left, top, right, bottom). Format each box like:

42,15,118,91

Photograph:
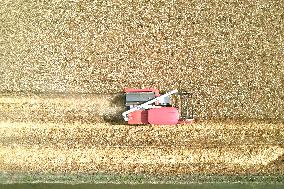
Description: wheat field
0,0,284,181
1,0,283,120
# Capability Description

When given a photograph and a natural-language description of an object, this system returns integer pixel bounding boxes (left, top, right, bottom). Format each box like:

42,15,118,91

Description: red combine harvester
122,88,194,125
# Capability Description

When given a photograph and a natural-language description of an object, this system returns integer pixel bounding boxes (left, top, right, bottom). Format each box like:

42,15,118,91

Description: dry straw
0,121,283,175
0,145,283,175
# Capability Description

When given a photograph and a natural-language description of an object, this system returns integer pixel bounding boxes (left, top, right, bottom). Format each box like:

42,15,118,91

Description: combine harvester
122,88,194,125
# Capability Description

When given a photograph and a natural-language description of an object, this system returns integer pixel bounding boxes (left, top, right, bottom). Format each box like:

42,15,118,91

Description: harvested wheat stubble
1,0,283,120
0,93,123,123
0,145,283,175
0,93,283,177
0,122,283,148
0,121,283,175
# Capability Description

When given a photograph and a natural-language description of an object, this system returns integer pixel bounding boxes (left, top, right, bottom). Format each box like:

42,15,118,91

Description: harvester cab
122,88,194,125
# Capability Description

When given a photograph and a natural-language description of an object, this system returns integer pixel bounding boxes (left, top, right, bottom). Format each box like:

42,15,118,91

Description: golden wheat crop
0,0,283,120
0,0,283,178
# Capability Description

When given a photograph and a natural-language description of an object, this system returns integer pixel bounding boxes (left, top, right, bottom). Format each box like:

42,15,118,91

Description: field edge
1,172,284,184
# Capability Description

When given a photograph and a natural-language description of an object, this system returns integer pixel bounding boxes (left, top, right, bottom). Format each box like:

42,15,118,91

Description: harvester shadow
102,93,126,125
